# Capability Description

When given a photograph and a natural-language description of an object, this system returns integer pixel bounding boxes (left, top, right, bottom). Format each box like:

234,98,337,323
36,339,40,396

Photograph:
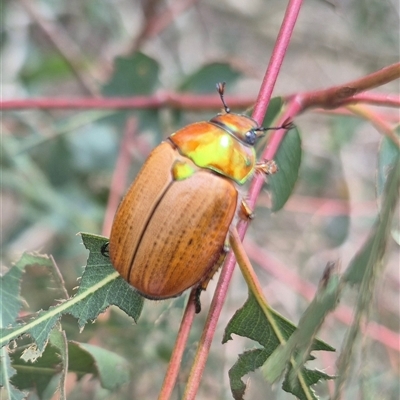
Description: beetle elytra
106,83,291,312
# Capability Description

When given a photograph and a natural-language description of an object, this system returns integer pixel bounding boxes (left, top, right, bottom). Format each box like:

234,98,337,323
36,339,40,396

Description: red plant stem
252,0,303,125
293,62,400,111
2,92,397,112
0,93,255,111
340,92,400,108
248,99,302,211
158,290,197,400
182,249,239,400
314,108,400,123
182,1,303,398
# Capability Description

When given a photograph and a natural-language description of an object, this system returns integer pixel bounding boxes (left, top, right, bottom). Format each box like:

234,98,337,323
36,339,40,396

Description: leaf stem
230,227,316,400
229,228,286,343
0,272,119,348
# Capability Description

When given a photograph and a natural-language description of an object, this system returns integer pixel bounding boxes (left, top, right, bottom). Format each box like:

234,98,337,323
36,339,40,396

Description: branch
182,1,304,398
0,93,255,111
293,62,400,111
341,92,400,108
346,104,400,147
158,290,197,400
130,0,199,52
18,0,99,96
252,0,303,124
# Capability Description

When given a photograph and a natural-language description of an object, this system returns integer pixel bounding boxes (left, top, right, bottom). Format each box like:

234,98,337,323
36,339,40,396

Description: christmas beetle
105,83,291,312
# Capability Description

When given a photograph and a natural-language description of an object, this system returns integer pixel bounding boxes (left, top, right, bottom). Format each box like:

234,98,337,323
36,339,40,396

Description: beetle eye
245,130,257,145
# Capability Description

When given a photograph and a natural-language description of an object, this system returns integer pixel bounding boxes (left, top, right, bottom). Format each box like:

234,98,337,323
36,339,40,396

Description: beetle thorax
169,114,258,185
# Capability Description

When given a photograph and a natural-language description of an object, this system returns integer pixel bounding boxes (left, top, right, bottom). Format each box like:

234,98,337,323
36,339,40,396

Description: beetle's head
210,113,263,146
214,82,294,146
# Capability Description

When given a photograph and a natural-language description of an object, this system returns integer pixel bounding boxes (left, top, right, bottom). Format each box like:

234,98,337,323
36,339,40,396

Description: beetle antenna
257,118,295,133
216,82,231,114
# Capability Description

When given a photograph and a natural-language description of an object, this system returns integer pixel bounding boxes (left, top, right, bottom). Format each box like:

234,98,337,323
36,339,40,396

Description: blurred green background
1,0,399,399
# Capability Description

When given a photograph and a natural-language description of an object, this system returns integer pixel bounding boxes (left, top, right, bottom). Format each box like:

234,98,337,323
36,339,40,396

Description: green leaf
48,326,68,400
329,115,360,150
70,342,130,390
334,153,400,393
102,52,159,97
101,52,161,134
0,346,27,400
20,53,72,86
70,233,144,327
10,340,62,397
1,253,53,329
0,234,143,352
377,128,400,197
344,153,400,284
178,62,242,93
282,368,333,400
224,293,295,347
10,339,130,396
0,253,53,400
268,126,302,211
224,292,334,399
228,348,267,400
262,97,283,130
263,265,339,383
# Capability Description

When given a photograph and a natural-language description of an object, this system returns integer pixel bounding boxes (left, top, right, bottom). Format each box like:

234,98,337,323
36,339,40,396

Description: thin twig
293,62,400,111
18,0,99,96
252,0,304,124
2,91,397,112
313,108,400,123
346,104,400,147
158,290,197,400
0,93,255,110
182,1,303,398
339,92,400,108
130,0,199,52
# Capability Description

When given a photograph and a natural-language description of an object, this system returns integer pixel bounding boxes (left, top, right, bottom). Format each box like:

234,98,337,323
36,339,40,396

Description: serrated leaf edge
0,271,119,348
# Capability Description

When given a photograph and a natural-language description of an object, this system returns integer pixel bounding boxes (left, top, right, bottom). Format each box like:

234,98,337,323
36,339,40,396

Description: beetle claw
194,286,202,313
241,199,254,220
101,242,110,257
255,160,278,176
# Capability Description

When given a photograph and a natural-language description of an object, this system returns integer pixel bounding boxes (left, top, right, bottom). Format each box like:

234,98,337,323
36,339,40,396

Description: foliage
1,1,399,399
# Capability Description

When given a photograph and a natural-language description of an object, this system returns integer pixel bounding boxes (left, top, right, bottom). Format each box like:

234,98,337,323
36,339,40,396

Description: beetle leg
101,242,110,257
223,239,230,254
193,287,203,313
240,199,255,220
255,160,278,176
194,246,229,313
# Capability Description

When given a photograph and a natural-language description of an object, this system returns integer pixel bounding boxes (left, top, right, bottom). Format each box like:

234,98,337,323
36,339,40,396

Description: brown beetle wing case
109,141,238,299
109,142,176,278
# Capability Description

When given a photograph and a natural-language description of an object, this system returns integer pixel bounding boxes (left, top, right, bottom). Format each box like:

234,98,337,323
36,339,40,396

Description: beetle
105,83,291,312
